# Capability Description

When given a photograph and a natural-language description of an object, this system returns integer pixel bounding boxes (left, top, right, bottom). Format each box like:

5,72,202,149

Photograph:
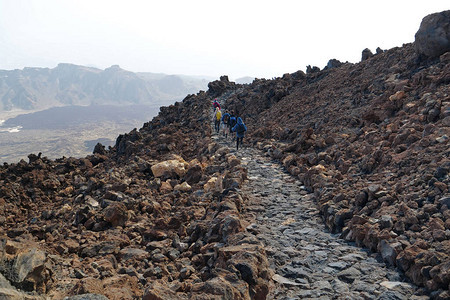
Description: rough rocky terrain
0,10,448,300
216,133,424,299
222,10,450,298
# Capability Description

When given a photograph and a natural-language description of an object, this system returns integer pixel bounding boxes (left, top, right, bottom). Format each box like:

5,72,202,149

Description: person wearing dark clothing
232,117,247,150
212,99,221,110
221,112,230,138
228,115,237,137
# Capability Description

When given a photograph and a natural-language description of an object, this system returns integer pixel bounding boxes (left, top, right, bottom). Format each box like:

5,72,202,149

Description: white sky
0,0,448,79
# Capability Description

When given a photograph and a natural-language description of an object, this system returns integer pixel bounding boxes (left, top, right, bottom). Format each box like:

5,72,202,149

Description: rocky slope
216,137,423,299
0,79,272,299
0,10,448,300
222,10,450,297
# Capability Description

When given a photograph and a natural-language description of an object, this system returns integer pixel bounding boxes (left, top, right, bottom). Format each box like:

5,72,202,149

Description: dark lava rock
415,10,450,58
361,48,374,61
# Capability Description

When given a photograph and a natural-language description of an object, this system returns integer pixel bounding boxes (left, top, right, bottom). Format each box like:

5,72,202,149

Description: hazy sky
0,0,448,79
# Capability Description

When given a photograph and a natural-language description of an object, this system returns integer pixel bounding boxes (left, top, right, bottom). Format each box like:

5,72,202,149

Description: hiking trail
211,100,425,299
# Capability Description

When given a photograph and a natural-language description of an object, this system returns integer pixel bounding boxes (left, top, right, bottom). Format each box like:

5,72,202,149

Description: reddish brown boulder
103,203,128,227
143,282,183,300
70,278,105,296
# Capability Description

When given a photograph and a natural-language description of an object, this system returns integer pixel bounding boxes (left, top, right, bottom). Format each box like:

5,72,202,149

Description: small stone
86,197,99,207
331,278,349,293
368,184,381,194
436,135,448,143
151,253,167,263
312,280,333,291
174,182,191,192
337,267,361,283
56,244,68,255
159,181,173,193
246,223,259,234
352,280,376,293
103,202,128,227
328,262,347,270
4,241,20,255
74,268,87,279
280,265,311,280
380,215,394,229
340,253,365,262
380,240,402,266
438,196,450,209
272,274,301,286
119,248,149,261
167,248,180,260
380,281,414,290
180,266,195,279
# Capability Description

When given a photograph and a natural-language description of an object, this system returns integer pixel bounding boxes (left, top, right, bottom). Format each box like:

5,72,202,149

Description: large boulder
0,241,50,293
203,176,223,193
361,48,374,61
207,76,236,97
103,202,128,227
415,10,450,58
0,273,46,299
151,156,189,178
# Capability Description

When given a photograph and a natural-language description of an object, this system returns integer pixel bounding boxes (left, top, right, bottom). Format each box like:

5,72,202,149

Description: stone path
214,133,426,300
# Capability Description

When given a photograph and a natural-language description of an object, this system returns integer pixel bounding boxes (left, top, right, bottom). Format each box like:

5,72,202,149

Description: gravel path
215,132,426,300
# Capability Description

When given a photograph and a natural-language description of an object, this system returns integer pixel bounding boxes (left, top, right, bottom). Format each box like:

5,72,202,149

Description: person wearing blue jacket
228,115,237,137
232,117,247,150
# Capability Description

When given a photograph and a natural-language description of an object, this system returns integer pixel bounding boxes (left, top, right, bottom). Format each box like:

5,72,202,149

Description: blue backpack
229,116,237,127
237,123,246,134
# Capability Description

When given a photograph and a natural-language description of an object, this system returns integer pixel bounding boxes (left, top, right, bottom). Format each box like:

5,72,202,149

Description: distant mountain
235,76,255,84
0,64,210,111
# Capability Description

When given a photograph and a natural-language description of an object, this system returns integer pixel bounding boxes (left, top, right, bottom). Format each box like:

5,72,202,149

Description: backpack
229,117,237,127
223,114,230,124
216,110,222,121
237,123,246,134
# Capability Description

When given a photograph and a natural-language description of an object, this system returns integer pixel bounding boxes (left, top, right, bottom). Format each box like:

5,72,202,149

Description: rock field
0,9,449,300
225,141,422,299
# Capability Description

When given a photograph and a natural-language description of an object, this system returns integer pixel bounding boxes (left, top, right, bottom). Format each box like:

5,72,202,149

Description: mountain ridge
0,63,211,111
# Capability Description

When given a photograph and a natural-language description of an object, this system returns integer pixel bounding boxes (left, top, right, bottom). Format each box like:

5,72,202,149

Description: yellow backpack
216,109,222,121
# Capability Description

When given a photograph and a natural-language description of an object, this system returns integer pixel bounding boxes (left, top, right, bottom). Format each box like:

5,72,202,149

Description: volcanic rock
326,59,343,69
151,156,188,178
361,48,374,61
0,242,50,293
103,202,128,227
415,10,450,58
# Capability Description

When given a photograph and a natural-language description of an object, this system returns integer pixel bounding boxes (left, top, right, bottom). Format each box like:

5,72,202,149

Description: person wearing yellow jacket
214,107,222,133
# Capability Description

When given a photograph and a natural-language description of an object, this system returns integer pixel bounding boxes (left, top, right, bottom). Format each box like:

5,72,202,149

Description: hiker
221,111,230,138
232,117,247,150
214,107,222,133
228,114,237,137
212,99,221,111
